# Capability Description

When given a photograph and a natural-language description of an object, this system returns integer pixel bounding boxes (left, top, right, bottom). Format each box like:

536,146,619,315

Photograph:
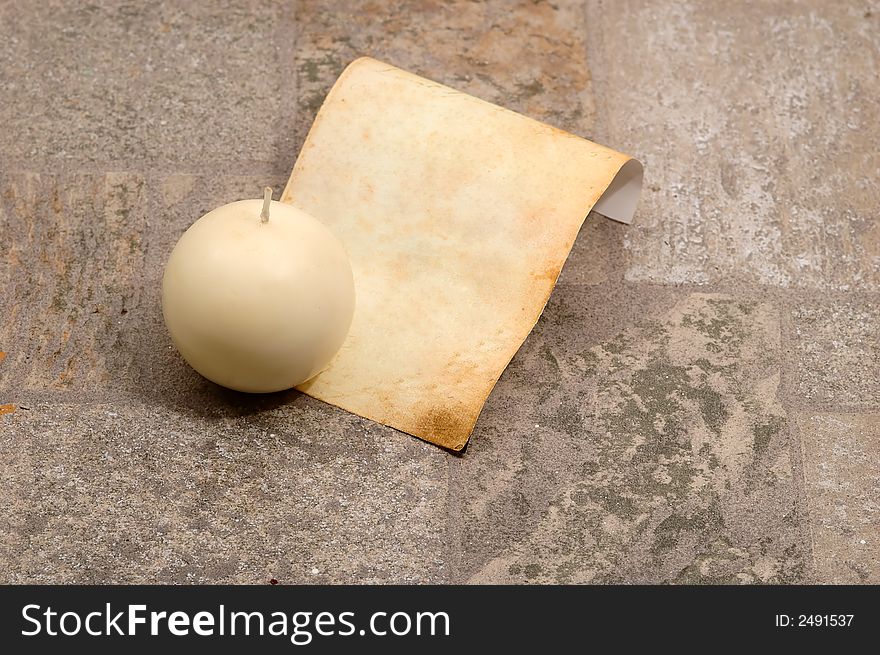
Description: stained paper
282,57,642,450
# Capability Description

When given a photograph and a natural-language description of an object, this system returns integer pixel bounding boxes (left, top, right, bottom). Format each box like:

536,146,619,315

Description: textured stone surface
1,0,877,584
294,0,597,146
463,294,803,583
798,414,880,583
585,0,880,290
791,298,879,406
0,401,447,583
557,215,614,286
0,1,293,170
1,172,151,395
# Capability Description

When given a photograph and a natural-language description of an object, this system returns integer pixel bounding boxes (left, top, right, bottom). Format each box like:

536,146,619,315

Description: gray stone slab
0,1,290,170
4,0,872,586
0,400,448,583
586,0,880,290
798,413,880,583
459,292,805,583
557,214,614,286
293,0,598,147
0,172,150,395
792,297,879,406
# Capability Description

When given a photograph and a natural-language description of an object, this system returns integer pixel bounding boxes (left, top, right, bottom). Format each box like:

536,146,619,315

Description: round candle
162,188,355,393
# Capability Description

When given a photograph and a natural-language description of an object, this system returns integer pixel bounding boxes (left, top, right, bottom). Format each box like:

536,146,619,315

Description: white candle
162,188,355,393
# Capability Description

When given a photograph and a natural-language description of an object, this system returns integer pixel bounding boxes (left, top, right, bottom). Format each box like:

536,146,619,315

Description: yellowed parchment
282,57,642,450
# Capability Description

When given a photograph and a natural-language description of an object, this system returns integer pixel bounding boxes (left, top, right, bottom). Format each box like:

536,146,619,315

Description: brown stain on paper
412,405,478,453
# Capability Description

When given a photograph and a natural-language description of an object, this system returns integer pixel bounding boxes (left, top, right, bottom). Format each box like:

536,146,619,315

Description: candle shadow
192,382,306,419
150,365,309,422
117,296,311,421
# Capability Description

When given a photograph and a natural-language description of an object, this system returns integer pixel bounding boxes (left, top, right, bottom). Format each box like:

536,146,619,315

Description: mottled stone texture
293,0,597,145
466,294,802,583
798,414,880,583
0,401,447,584
0,1,293,171
792,299,879,407
585,0,880,291
1,173,150,394
0,0,877,584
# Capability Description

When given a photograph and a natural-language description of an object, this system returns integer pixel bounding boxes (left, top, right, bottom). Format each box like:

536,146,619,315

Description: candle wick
260,187,272,223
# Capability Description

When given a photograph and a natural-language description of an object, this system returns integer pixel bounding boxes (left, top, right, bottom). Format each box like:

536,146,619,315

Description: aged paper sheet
283,57,642,450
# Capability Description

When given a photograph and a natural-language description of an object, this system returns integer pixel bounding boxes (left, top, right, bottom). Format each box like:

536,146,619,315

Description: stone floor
1,1,877,584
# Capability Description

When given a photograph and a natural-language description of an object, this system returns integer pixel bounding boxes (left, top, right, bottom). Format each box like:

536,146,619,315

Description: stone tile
294,0,598,145
0,172,150,396
791,298,879,406
0,1,289,169
0,173,291,404
586,1,880,290
0,400,448,583
798,414,880,583
450,284,684,578
459,292,805,583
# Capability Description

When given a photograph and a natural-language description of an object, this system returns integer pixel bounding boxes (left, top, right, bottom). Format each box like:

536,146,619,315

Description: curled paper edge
593,158,644,224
